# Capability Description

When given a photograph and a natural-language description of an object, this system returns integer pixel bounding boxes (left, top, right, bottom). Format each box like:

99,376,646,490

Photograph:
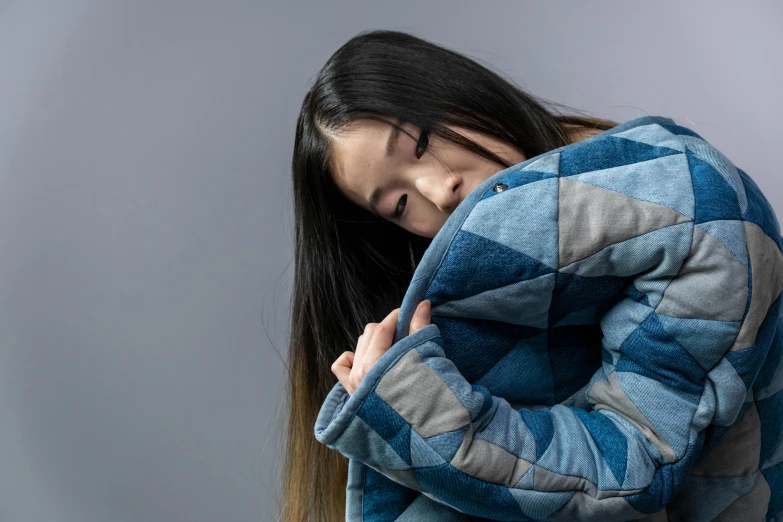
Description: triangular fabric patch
559,221,693,280
434,316,543,382
560,134,682,177
736,167,783,244
425,229,554,307
657,314,742,370
362,466,420,520
463,177,559,269
409,429,447,469
610,122,685,152
656,226,748,322
479,156,559,206
558,177,691,267
681,135,748,214
521,152,560,175
431,272,555,328
568,152,693,218
698,220,749,267
688,151,744,224
473,334,555,404
731,222,783,351
421,426,468,464
340,415,413,470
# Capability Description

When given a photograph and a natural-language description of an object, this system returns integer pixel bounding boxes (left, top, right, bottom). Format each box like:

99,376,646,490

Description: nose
416,173,461,213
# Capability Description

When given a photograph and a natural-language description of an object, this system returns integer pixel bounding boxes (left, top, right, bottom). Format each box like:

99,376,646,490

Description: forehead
329,118,395,198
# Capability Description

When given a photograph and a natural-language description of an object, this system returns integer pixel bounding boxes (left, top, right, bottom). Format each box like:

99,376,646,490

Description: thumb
409,300,431,335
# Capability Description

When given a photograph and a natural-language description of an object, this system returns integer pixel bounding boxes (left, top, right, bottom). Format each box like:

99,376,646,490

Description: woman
283,30,782,521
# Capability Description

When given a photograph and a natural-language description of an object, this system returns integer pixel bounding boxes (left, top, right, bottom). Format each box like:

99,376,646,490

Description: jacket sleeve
314,140,783,521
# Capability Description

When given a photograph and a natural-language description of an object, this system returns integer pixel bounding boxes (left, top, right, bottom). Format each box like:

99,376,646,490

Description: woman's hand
331,300,431,395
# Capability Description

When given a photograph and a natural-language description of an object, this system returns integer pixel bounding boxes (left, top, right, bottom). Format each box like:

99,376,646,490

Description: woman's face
327,117,526,238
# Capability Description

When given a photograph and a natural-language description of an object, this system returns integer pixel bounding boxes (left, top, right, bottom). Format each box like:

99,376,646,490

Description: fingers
351,327,372,376
363,307,400,368
409,300,431,335
331,350,355,392
342,305,418,395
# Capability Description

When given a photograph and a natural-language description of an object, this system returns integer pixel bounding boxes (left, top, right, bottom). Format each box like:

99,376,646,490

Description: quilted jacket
314,115,783,521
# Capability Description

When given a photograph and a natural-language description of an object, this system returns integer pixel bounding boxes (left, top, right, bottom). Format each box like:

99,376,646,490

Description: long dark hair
280,29,619,521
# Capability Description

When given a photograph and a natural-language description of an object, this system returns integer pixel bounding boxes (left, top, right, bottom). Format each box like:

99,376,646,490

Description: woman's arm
315,128,783,520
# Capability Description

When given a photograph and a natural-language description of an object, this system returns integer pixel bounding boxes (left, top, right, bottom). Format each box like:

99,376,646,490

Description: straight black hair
279,29,619,522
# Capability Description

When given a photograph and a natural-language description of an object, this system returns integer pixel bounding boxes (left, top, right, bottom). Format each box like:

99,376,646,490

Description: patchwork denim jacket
314,115,783,521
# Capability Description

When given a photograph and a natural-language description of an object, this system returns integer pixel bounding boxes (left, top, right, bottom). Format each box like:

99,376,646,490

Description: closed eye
392,194,407,219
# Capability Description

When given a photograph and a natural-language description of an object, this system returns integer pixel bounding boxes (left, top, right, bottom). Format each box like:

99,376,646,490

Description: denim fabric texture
314,115,783,521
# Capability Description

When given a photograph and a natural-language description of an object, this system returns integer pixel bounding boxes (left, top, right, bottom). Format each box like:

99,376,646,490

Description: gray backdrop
0,1,780,521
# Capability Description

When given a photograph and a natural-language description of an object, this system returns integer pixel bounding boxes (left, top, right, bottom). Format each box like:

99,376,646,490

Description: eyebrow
386,124,402,157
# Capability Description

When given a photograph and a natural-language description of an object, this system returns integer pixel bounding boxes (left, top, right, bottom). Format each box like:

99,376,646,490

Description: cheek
406,208,445,239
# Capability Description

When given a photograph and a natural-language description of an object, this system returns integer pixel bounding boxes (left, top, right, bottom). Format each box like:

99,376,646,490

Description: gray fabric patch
375,348,471,438
731,221,783,351
449,423,532,487
656,226,748,322
588,371,677,463
558,176,691,268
